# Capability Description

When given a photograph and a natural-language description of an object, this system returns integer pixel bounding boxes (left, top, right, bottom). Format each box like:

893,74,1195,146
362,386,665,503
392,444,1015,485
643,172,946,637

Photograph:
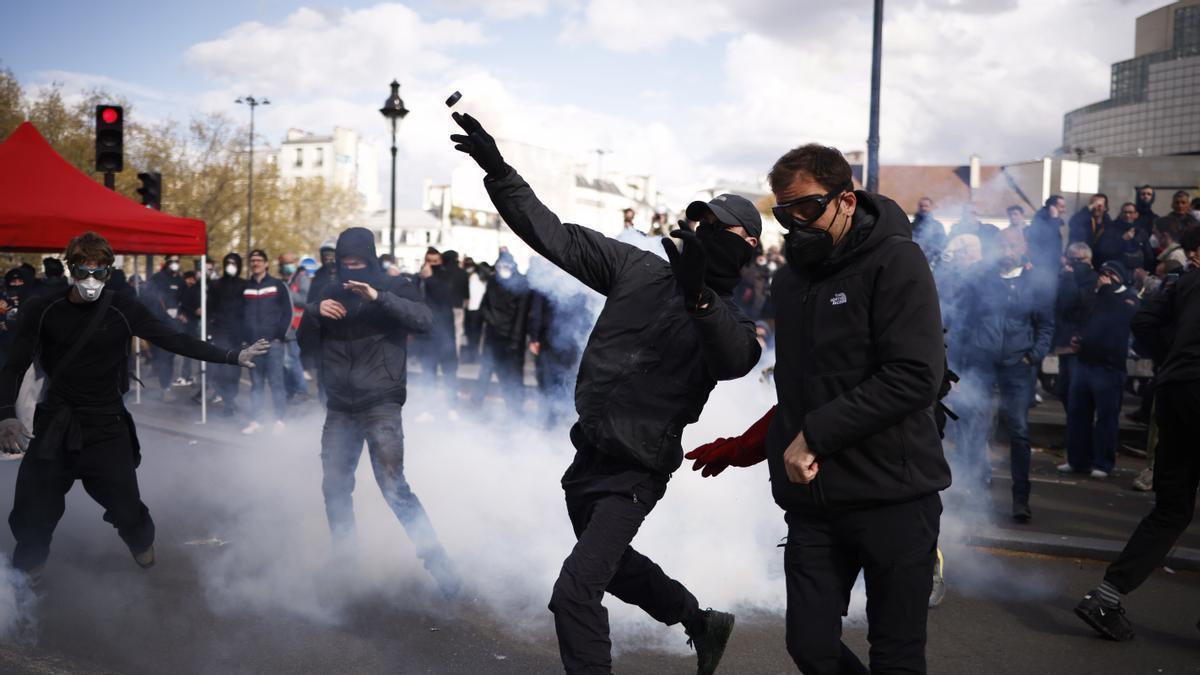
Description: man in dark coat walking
300,227,458,597
450,113,761,675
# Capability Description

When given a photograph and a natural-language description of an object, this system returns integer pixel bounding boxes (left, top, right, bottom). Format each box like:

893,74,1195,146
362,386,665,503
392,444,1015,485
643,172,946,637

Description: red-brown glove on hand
685,406,775,477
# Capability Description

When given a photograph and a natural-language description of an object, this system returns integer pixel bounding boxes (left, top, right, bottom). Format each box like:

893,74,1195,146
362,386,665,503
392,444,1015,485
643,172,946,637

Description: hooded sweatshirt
208,253,247,345
766,191,951,511
300,227,433,411
1077,262,1139,371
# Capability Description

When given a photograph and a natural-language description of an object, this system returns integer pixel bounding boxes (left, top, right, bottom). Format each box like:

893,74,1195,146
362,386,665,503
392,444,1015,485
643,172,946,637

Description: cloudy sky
0,0,1169,207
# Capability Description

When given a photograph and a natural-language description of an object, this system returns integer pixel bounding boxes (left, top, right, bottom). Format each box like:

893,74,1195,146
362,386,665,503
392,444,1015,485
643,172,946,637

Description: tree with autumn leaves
0,68,363,270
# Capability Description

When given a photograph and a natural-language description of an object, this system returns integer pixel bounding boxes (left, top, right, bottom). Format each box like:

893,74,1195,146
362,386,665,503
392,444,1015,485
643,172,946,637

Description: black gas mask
775,188,848,270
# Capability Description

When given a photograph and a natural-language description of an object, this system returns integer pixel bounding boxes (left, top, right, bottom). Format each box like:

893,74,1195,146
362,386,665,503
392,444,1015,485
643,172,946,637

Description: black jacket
1053,262,1099,350
300,228,433,412
208,274,246,344
1131,269,1200,386
954,264,1055,368
766,192,950,511
480,271,531,350
1077,284,1138,371
1068,207,1113,247
1093,221,1152,273
1026,207,1064,282
484,170,761,475
243,273,292,342
911,213,947,263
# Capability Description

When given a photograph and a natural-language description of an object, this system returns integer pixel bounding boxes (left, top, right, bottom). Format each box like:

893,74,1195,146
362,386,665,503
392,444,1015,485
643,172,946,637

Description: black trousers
474,336,524,411
1105,380,1200,593
784,493,941,675
212,332,242,415
8,414,154,571
320,402,453,580
550,467,700,674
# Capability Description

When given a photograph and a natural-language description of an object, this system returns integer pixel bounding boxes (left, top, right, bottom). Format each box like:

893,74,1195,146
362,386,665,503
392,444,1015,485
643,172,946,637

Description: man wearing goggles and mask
687,144,950,673
0,232,269,584
450,112,761,675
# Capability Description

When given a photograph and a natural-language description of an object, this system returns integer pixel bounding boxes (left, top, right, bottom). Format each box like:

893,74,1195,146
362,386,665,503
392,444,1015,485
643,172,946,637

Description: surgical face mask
1150,234,1161,249
381,260,393,270
168,261,180,273
74,276,105,302
497,266,514,280
225,264,238,277
281,263,297,275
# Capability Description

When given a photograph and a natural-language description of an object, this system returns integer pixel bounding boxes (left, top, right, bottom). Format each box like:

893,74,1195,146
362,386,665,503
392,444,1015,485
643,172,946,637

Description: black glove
450,112,509,177
661,221,708,308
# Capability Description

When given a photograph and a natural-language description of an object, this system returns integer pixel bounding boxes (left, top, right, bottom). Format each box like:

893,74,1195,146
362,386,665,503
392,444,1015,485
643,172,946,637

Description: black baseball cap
686,194,762,239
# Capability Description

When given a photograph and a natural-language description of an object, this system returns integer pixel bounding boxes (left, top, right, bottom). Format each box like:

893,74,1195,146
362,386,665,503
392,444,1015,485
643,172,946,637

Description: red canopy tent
0,122,206,254
0,121,215,421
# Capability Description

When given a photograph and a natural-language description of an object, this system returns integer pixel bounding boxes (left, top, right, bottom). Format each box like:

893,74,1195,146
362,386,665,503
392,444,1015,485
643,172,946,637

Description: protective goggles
772,188,845,230
69,265,112,282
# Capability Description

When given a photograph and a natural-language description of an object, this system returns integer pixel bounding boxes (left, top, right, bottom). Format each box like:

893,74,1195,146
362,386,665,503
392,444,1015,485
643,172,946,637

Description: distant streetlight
236,96,269,261
379,80,410,257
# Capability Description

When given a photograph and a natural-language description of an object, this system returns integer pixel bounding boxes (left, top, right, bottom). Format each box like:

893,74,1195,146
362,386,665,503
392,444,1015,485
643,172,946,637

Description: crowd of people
2,121,1199,670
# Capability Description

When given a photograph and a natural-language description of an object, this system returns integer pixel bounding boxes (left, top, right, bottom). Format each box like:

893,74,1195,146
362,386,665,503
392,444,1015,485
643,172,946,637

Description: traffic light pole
104,171,114,190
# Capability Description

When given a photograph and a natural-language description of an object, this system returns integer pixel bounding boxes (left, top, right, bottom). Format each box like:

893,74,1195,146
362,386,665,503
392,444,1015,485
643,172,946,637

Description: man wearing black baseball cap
450,112,761,675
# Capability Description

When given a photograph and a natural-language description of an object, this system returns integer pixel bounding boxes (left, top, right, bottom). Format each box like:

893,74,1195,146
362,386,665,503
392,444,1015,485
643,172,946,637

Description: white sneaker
241,421,263,435
1090,469,1109,479
272,420,286,435
1056,463,1075,473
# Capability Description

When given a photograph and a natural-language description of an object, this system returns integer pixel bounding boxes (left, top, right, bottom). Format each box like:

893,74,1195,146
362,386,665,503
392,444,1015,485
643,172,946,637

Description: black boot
1012,498,1032,523
685,608,735,675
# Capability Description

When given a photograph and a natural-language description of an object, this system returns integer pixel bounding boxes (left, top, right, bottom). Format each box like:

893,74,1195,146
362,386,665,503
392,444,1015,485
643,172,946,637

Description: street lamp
866,0,884,193
236,96,269,262
380,80,410,258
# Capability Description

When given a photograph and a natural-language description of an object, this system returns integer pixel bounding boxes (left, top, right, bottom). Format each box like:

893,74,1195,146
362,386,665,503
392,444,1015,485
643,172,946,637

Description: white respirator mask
75,277,105,302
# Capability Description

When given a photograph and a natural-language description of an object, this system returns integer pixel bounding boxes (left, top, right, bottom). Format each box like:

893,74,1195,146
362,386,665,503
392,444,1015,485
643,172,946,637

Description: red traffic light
101,107,120,124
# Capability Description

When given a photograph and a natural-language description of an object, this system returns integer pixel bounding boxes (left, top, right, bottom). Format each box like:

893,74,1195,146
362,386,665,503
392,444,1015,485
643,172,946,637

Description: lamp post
380,80,410,258
236,96,269,261
866,0,884,193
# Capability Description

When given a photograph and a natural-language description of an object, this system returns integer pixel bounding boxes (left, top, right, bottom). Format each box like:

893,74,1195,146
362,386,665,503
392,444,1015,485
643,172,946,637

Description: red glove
685,406,775,477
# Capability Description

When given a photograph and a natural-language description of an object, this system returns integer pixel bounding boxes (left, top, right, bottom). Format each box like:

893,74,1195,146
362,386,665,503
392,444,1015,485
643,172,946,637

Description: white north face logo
830,292,847,306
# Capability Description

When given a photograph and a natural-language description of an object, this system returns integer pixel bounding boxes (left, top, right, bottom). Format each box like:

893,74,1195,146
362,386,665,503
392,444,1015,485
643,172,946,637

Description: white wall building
277,127,381,212
417,140,666,270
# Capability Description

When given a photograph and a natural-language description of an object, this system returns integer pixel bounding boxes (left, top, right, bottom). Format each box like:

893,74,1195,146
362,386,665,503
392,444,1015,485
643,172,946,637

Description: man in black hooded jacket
209,253,247,417
689,144,949,674
450,113,761,675
299,227,458,597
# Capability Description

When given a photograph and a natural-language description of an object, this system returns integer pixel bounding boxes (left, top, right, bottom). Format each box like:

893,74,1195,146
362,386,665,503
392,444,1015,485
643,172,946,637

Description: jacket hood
222,252,243,275
335,227,382,273
441,250,460,267
817,191,911,273
1100,260,1129,286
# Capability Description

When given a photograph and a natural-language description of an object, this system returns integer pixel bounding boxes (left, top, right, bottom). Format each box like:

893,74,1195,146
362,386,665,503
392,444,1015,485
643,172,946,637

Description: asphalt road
1,421,1198,674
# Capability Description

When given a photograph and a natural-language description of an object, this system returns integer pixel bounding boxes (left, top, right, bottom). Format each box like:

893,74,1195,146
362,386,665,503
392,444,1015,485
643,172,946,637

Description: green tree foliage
0,69,363,270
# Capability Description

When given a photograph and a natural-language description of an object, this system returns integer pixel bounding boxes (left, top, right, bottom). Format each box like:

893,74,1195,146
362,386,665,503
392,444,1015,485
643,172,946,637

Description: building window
315,147,324,168
294,148,303,168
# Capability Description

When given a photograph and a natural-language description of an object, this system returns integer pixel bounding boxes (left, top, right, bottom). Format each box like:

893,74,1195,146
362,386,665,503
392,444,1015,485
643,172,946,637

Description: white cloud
438,0,556,20
166,0,1172,213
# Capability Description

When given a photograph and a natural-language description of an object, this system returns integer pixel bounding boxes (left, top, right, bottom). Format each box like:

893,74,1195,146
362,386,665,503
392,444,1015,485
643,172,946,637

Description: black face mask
696,224,752,293
339,266,376,286
784,227,835,270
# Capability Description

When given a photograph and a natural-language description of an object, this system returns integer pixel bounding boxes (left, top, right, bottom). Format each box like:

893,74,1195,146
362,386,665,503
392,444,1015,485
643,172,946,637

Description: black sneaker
1075,592,1134,641
1012,500,1032,523
686,608,735,675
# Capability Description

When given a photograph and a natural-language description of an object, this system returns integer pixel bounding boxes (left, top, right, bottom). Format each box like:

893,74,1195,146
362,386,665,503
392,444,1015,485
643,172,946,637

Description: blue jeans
250,340,286,423
956,360,1035,501
1066,361,1125,473
283,338,306,396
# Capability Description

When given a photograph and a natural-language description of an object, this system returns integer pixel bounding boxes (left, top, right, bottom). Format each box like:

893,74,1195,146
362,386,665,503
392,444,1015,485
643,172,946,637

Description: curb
968,527,1200,571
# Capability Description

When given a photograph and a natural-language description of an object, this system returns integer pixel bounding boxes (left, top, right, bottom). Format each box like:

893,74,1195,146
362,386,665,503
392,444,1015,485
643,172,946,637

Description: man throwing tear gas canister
0,232,270,583
299,227,460,598
687,144,950,674
450,113,762,675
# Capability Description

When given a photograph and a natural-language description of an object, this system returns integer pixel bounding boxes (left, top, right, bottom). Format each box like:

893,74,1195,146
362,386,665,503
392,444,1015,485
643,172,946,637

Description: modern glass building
1063,1,1200,157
